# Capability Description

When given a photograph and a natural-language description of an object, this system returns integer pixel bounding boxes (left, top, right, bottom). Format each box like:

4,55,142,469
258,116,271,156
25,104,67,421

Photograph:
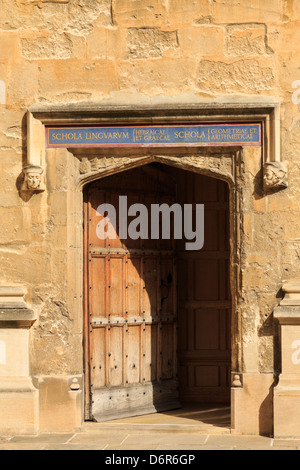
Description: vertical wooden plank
124,325,140,385
109,326,123,387
143,324,158,383
90,257,106,316
142,257,158,316
109,257,124,316
161,323,174,380
91,327,106,389
126,257,141,317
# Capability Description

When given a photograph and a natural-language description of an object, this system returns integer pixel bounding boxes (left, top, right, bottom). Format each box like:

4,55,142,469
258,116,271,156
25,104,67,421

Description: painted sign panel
46,123,262,148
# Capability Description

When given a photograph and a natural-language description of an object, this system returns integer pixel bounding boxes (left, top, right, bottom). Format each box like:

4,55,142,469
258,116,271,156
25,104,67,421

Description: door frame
82,157,238,421
24,103,277,433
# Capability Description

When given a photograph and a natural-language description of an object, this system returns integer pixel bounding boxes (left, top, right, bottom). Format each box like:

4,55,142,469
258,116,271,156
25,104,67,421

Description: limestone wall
0,0,300,434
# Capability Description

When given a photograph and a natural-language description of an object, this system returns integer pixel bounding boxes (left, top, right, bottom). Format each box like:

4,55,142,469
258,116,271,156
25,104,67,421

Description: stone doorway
83,163,232,423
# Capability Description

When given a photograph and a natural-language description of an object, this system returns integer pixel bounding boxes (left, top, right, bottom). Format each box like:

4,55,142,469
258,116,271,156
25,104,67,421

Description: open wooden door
84,166,180,422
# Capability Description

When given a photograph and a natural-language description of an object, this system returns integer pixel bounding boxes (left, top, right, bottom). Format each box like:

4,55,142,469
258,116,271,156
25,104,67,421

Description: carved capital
22,165,45,192
263,162,288,191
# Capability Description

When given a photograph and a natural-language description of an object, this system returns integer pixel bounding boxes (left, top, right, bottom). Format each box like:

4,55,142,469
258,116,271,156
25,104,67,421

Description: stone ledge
0,308,37,328
0,377,38,393
274,306,300,325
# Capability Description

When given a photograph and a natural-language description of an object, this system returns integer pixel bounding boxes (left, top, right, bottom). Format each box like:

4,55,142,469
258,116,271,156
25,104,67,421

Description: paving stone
106,445,160,450
0,443,48,450
69,432,130,447
10,433,75,444
43,444,109,451
1,431,300,450
273,439,300,448
121,432,209,447
206,435,273,450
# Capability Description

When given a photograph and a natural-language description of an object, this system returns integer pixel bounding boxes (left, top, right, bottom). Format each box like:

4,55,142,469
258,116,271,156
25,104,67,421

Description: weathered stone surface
211,0,282,24
284,0,300,21
168,0,211,24
112,0,167,27
179,25,225,57
8,62,39,106
119,58,197,95
197,59,275,93
127,28,178,59
38,59,118,101
0,0,112,35
226,24,269,56
21,33,73,60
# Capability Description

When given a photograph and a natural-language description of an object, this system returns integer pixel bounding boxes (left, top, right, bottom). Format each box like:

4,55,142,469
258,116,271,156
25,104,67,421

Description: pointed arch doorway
83,162,232,423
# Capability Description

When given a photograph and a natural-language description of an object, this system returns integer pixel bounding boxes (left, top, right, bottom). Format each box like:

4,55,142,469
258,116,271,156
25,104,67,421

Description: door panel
85,166,179,422
172,169,231,404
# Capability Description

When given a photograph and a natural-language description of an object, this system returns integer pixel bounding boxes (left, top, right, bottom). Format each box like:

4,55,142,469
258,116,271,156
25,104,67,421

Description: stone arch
76,152,237,191
78,150,242,417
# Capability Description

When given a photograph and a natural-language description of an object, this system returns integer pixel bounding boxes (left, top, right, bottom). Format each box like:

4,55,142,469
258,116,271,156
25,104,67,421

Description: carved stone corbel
263,162,288,192
21,165,45,192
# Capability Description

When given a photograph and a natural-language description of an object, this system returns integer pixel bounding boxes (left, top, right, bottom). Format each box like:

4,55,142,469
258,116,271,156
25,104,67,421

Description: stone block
226,24,268,56
179,25,225,57
197,59,275,93
127,28,178,59
38,59,118,101
21,33,73,60
0,62,7,106
0,329,30,377
231,373,273,436
119,58,197,95
86,28,107,59
35,0,112,37
8,62,39,106
38,376,83,433
106,28,128,60
273,302,300,438
112,0,167,27
0,378,39,436
274,388,300,438
284,0,300,21
0,32,21,61
211,0,281,24
168,0,211,25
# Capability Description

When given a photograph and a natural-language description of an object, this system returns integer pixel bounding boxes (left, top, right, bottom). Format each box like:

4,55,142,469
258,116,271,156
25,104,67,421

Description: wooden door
176,171,232,403
84,166,179,422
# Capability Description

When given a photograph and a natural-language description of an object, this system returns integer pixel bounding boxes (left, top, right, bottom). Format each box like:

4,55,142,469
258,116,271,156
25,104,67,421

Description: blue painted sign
46,123,261,148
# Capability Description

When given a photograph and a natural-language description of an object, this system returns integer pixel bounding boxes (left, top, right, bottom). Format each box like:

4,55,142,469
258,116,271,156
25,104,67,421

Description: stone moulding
273,282,300,438
77,153,236,188
0,287,36,328
279,283,300,308
26,98,282,173
0,286,38,435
